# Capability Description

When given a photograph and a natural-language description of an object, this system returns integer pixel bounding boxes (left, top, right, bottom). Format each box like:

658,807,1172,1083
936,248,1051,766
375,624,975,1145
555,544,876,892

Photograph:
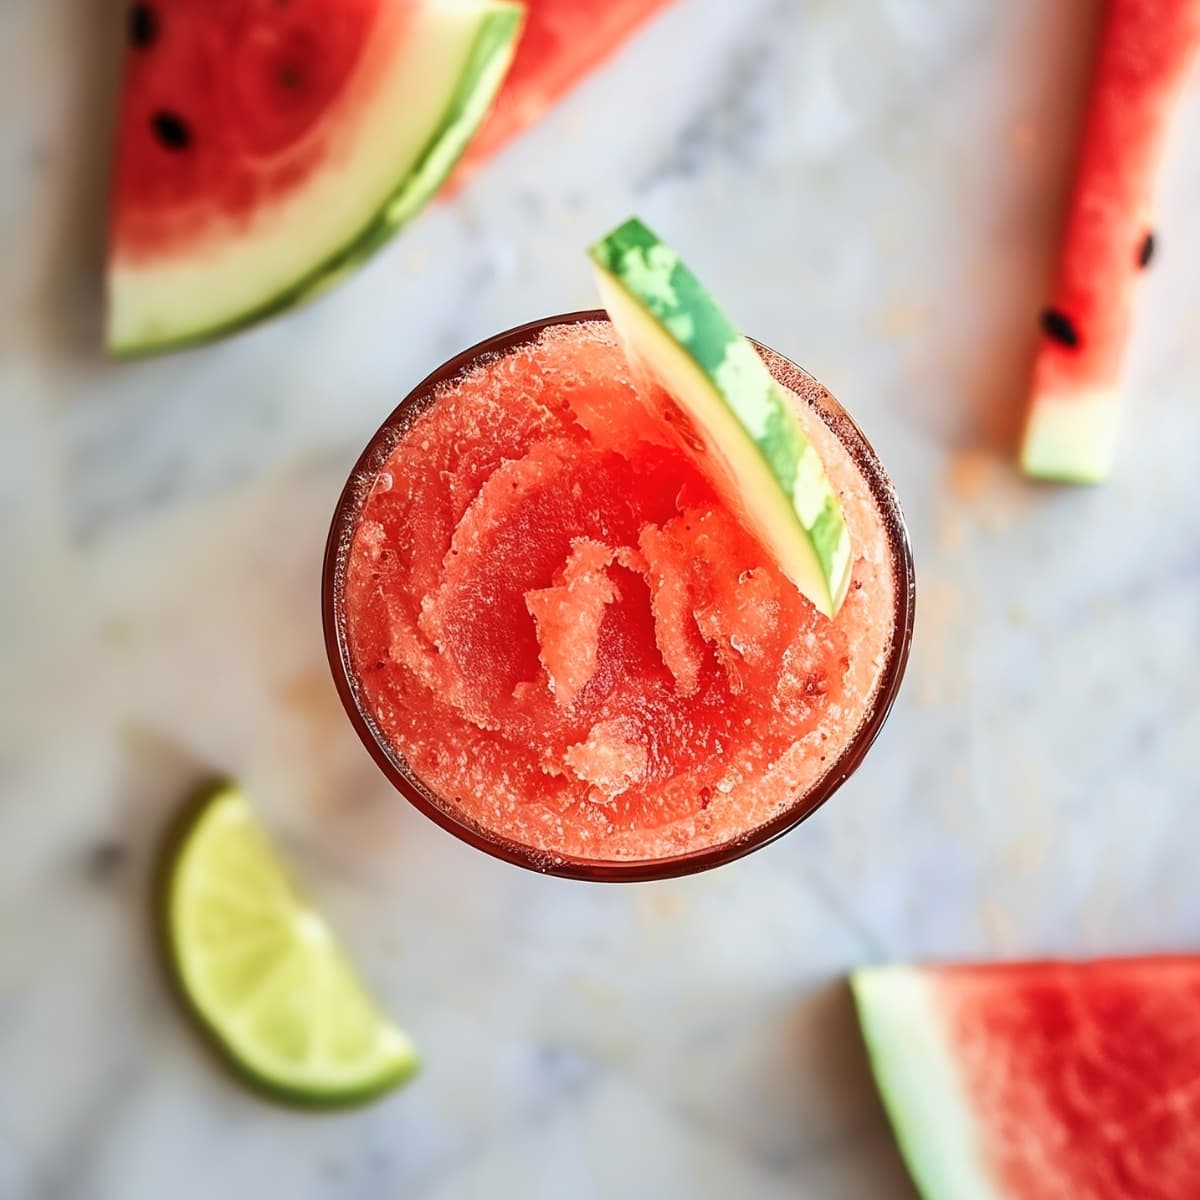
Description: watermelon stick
1021,0,1200,483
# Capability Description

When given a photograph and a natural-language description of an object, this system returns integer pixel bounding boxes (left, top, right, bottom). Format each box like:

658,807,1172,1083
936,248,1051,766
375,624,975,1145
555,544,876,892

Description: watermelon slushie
324,313,913,878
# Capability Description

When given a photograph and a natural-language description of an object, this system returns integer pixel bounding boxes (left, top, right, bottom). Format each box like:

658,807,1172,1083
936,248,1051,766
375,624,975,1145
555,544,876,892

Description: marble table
3,1,1199,1196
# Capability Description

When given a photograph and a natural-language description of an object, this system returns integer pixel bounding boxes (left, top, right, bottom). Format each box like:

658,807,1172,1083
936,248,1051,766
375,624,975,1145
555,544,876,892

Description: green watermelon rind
108,2,524,359
1020,389,1121,484
851,967,1000,1200
589,217,853,619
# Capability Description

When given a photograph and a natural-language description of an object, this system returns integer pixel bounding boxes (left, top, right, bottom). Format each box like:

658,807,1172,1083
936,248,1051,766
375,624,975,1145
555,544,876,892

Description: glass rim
322,309,916,883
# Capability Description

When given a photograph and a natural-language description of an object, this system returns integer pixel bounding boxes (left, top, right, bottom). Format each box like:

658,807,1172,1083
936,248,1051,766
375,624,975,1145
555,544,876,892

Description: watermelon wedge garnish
452,0,679,185
1021,0,1200,482
853,959,1200,1199
107,0,524,356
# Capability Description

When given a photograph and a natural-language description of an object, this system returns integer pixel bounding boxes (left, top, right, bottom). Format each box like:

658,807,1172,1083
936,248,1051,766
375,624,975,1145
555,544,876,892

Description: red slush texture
937,959,1200,1198
343,323,896,861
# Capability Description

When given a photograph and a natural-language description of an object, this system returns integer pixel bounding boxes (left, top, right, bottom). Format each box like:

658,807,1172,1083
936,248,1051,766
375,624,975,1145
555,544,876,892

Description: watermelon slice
452,0,679,185
107,0,524,356
853,959,1200,1199
1020,0,1200,482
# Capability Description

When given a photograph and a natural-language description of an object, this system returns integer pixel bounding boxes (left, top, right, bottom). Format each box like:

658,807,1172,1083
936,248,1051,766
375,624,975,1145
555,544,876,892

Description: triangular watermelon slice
1020,0,1200,482
452,0,679,185
107,0,524,356
853,959,1200,1199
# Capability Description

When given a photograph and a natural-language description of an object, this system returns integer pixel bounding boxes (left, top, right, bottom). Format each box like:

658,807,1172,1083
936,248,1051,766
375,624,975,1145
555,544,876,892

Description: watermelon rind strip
109,2,524,358
851,967,1000,1200
1020,388,1121,484
589,217,853,619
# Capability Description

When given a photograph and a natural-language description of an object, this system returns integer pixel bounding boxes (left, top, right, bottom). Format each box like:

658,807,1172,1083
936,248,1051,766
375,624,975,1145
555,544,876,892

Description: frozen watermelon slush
324,314,913,878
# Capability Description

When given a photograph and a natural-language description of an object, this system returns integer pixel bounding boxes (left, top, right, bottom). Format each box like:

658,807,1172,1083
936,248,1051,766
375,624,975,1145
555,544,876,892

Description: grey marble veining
3,1,1200,1197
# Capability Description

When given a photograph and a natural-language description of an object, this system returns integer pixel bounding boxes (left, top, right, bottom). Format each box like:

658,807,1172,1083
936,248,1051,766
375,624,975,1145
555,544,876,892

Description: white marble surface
3,1,1200,1196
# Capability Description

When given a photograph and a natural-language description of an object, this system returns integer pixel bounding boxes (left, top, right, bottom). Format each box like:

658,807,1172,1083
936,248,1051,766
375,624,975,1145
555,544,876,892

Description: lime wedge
162,784,417,1106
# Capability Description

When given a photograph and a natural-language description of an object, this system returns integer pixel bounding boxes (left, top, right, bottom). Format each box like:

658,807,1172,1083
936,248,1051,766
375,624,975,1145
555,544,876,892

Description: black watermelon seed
1138,231,1156,269
128,3,158,49
1040,307,1079,348
151,110,192,151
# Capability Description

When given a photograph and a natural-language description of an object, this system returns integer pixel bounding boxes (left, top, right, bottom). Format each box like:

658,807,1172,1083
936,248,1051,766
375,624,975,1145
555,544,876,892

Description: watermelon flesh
853,959,1200,1200
451,0,679,186
1021,0,1200,482
107,0,523,355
